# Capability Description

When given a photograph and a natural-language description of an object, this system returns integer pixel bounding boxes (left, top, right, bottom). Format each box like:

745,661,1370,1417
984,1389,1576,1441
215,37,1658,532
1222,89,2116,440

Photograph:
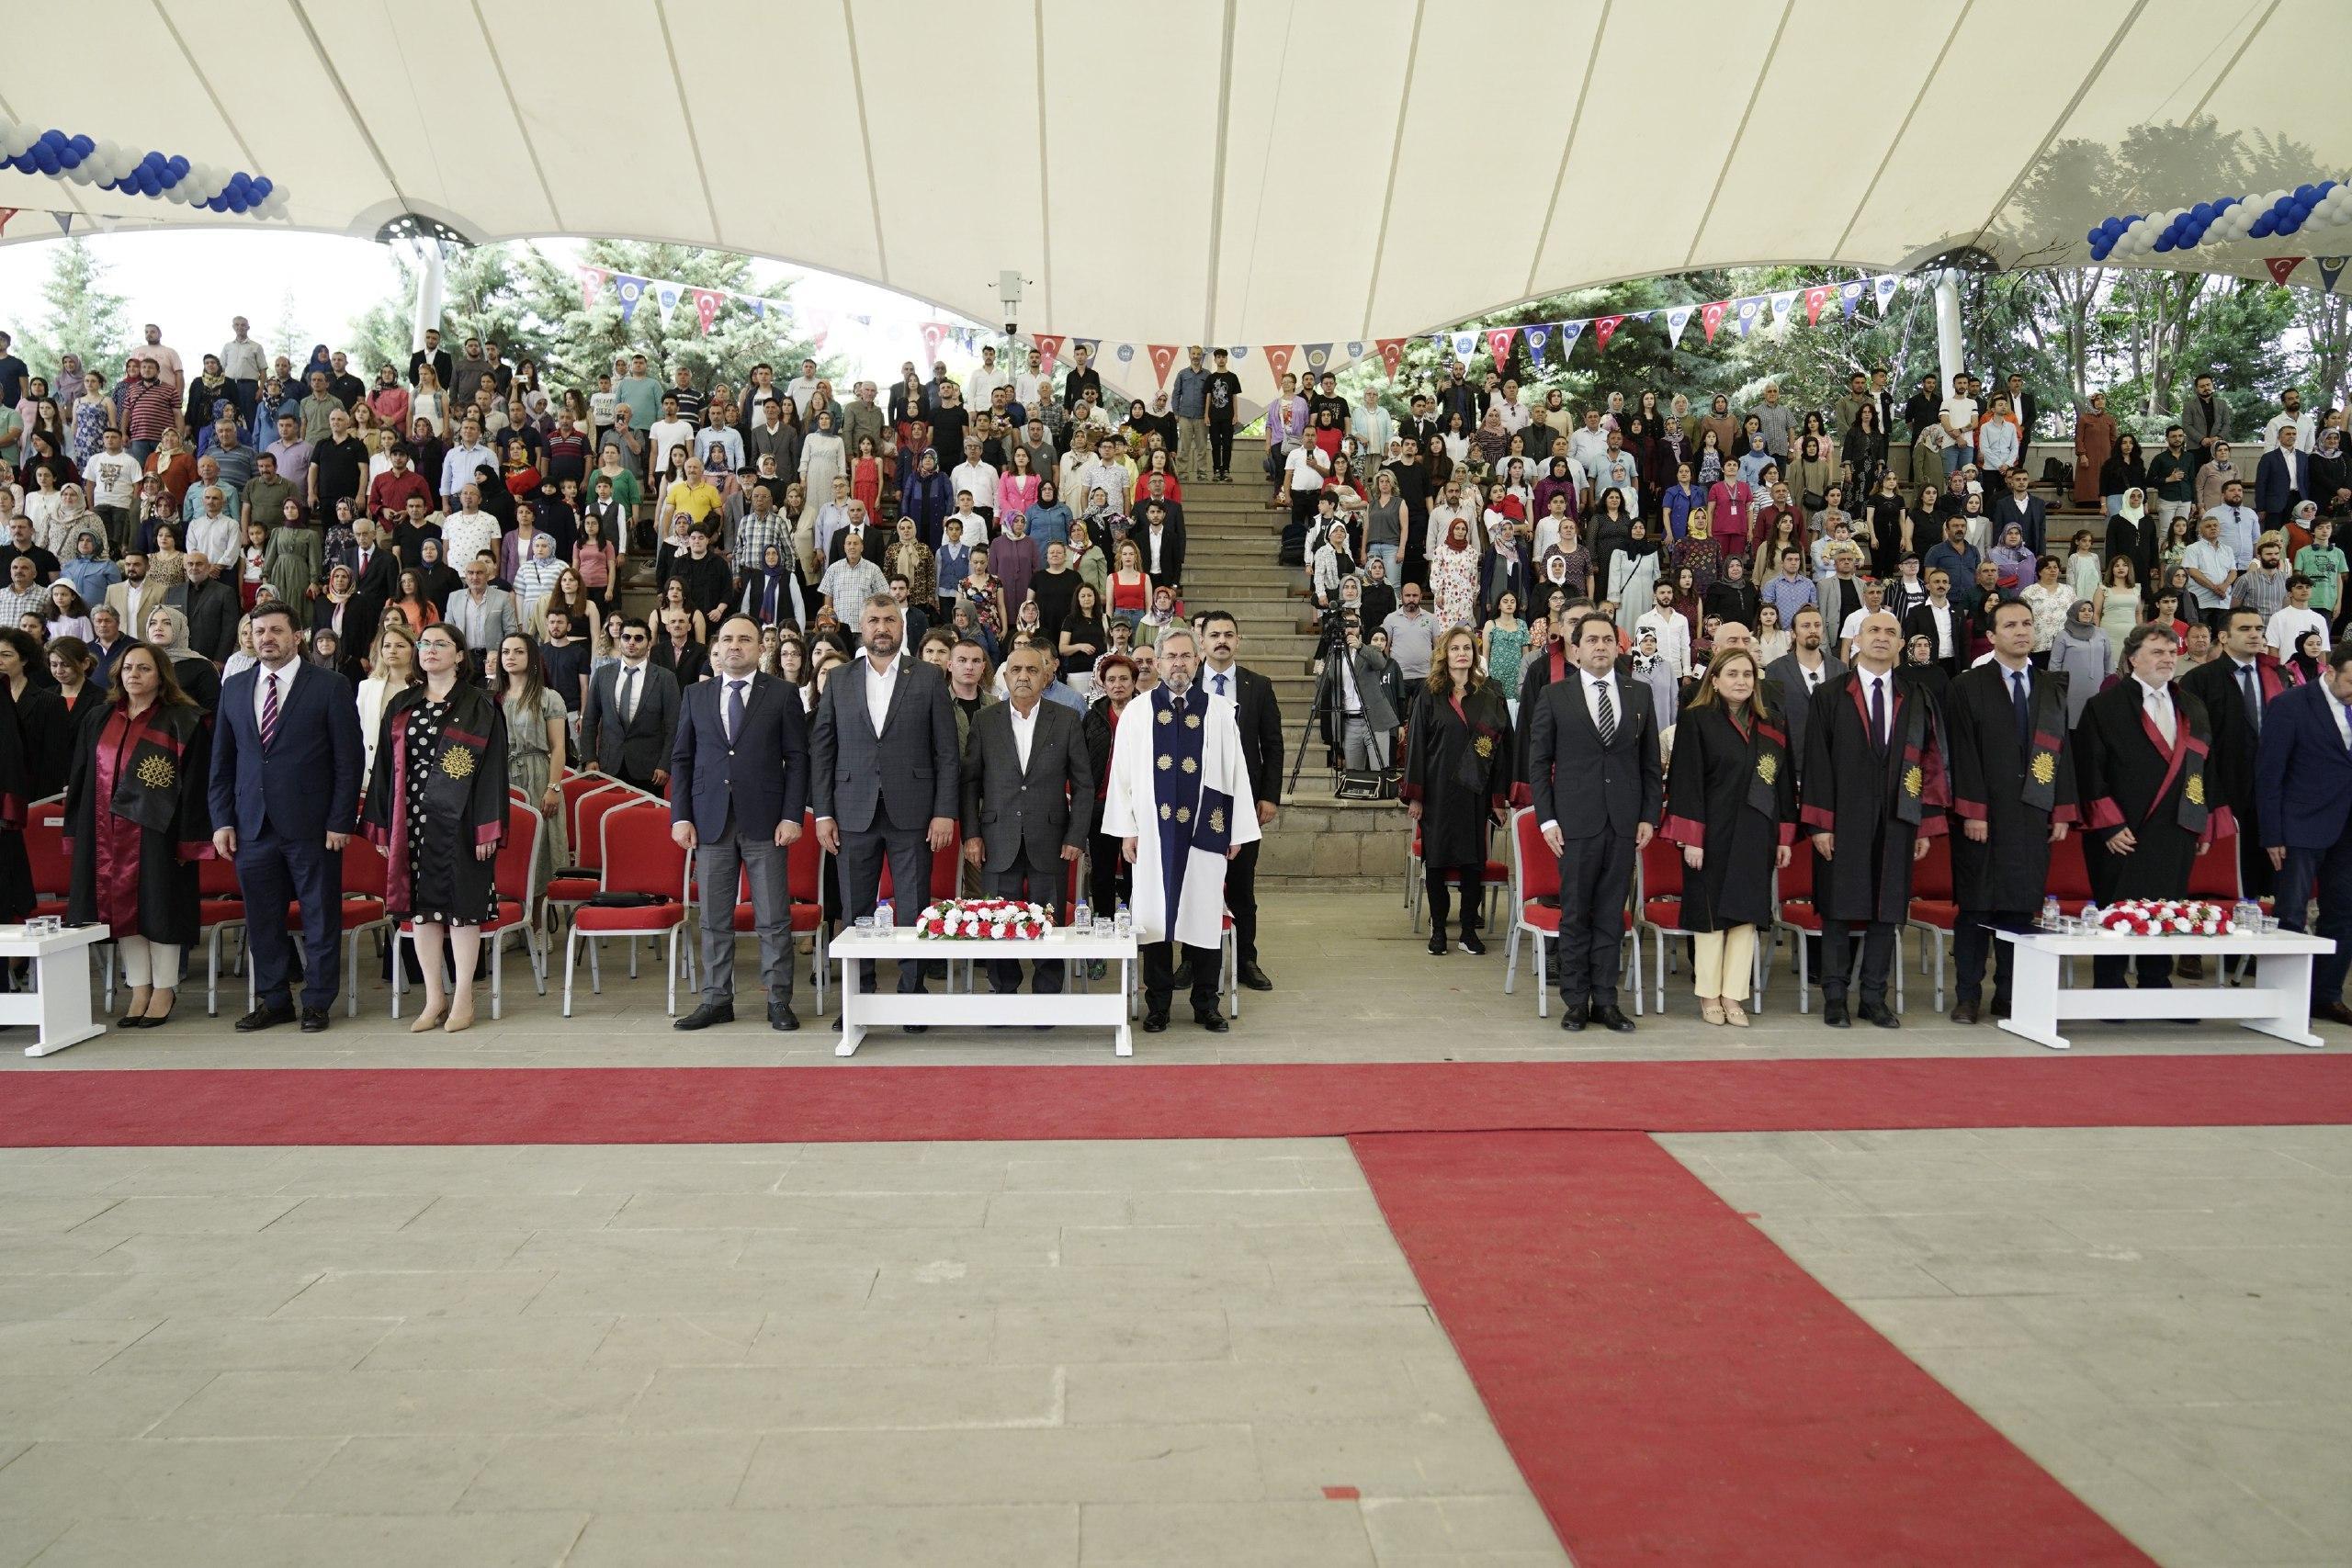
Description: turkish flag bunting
1147,344,1178,386
692,288,723,334
1262,344,1295,382
918,321,951,367
1592,315,1625,353
1485,326,1518,367
1804,285,1830,324
1701,300,1729,344
2265,255,2307,286
1375,338,1407,377
1030,333,1065,370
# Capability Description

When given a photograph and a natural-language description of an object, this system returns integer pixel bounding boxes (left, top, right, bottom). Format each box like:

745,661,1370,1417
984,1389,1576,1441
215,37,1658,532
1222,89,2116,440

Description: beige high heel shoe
1722,999,1750,1028
408,1000,447,1033
1699,998,1726,1025
443,998,475,1034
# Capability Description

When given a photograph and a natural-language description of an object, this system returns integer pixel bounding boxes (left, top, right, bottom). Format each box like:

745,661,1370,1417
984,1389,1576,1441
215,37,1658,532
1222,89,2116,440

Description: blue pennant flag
1838,279,1865,319
1344,340,1365,363
1451,331,1478,360
1521,323,1552,363
1302,343,1333,373
744,298,765,321
2316,256,2348,294
614,275,647,324
1735,297,1764,338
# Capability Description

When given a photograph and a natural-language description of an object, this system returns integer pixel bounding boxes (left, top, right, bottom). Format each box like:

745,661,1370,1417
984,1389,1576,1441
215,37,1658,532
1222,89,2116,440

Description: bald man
1797,609,1950,1029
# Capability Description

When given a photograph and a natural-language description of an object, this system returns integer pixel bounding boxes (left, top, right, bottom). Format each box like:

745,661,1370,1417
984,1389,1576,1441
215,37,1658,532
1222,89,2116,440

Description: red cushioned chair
1763,845,1906,1014
274,836,391,1018
1406,826,1506,935
1638,834,1760,1015
198,851,247,1017
391,801,547,1021
545,780,646,942
1905,834,1956,1012
1501,807,1641,1019
682,809,829,1015
563,802,687,1016
23,795,110,1012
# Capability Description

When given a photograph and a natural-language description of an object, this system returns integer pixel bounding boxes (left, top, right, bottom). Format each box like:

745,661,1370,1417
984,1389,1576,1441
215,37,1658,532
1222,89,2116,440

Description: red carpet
1352,1130,2157,1568
5,1055,2347,1146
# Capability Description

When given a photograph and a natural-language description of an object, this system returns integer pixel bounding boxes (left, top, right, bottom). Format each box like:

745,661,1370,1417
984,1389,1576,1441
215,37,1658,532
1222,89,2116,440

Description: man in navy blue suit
2256,639,2352,1029
2255,424,2313,528
670,613,810,1032
207,599,366,1032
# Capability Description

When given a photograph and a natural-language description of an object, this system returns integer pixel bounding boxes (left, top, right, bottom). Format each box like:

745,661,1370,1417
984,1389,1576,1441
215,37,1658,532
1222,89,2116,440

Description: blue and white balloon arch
0,122,288,218
2087,178,2350,262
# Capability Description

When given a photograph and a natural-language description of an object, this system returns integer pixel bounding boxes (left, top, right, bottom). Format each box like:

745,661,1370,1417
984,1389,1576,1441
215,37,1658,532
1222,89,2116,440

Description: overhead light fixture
375,212,473,246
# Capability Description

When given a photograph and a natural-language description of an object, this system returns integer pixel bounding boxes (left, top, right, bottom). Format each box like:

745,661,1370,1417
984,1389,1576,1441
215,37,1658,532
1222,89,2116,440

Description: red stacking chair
876,829,962,908
1407,826,1507,935
1637,833,1761,1015
24,795,110,1012
198,852,247,1016
1766,843,1906,1013
1906,834,1957,1012
276,836,392,1018
390,802,547,1021
1501,807,1641,1019
784,812,829,1012
563,803,688,1016
2188,826,2241,901
546,781,644,940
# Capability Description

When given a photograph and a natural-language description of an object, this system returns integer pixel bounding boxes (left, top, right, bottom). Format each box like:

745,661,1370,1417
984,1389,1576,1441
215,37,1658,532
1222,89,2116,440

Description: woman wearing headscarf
362,622,508,1035
141,605,220,713
738,541,814,630
1657,645,1793,1026
262,497,322,612
2309,427,2349,521
1989,521,2036,594
1430,515,1480,630
1532,456,1580,527
2104,486,2153,584
1309,519,1356,611
2047,599,2112,719
1606,517,1661,637
1402,625,1513,957
63,639,212,1028
1478,514,1531,622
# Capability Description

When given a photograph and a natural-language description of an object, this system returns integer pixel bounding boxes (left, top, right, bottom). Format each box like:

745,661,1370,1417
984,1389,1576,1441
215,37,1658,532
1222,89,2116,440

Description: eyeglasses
620,634,649,644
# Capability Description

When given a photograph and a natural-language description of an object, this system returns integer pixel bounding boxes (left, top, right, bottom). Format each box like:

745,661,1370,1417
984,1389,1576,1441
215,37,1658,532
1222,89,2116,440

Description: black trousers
2092,951,2175,989
2276,840,2352,1004
1556,826,1634,1007
1143,938,1218,1016
983,858,1066,994
1089,831,1131,919
1954,908,2033,1007
1424,863,1486,934
837,820,933,993
1207,420,1235,476
1822,919,1896,1002
1227,839,1261,966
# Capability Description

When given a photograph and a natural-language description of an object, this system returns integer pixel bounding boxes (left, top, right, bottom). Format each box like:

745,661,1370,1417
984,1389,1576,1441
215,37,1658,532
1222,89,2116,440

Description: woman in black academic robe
0,628,67,933
63,646,212,1026
1402,626,1514,956
1658,646,1795,1024
363,624,508,1034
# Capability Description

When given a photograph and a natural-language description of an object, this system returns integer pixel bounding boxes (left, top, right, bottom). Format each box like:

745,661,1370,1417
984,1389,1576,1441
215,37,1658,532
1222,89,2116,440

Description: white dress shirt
2135,676,2176,746
252,655,301,732
864,651,905,737
615,657,649,723
1007,697,1038,771
1859,670,1893,744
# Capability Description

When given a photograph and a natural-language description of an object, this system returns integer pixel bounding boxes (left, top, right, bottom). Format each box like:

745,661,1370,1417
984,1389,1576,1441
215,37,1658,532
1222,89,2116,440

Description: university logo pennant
744,298,766,321
1838,279,1865,319
918,321,951,366
1591,314,1626,353
613,275,647,324
1484,326,1518,367
655,284,682,328
1665,305,1695,349
1699,300,1727,344
2264,255,2307,286
1302,342,1334,374
1628,310,1654,322
1734,297,1764,338
1343,340,1365,364
1147,344,1179,385
1521,322,1552,364
53,212,71,235
1375,338,1407,377
1768,289,1798,324
1872,274,1900,314
1262,344,1296,382
1804,284,1831,324
691,288,723,334
1556,319,1586,355
2316,256,2349,294
1114,343,1136,365
1451,331,1478,360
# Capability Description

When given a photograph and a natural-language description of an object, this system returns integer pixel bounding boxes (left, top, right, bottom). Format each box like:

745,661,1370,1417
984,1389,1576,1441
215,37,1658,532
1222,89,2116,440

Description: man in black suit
671,614,811,1032
177,552,242,663
408,326,454,390
1198,610,1283,990
1989,468,2048,557
334,516,400,643
2003,372,2039,454
812,592,961,1014
961,640,1092,995
582,616,682,794
1136,500,1186,591
1901,567,1965,677
1528,611,1663,1032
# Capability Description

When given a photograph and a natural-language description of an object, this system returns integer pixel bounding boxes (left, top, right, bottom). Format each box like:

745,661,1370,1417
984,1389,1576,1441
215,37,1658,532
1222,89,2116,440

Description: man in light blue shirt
439,417,498,508
615,354,664,437
2206,479,2259,569
1758,547,1820,625
1170,347,1209,484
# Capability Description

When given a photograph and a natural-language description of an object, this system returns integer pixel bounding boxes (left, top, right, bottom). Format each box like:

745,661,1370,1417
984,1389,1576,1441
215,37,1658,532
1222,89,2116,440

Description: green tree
21,239,131,386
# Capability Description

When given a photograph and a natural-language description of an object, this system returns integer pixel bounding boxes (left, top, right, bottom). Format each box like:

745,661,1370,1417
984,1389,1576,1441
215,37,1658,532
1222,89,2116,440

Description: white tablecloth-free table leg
14,942,107,1057
1998,942,2070,1051
2239,949,2324,1048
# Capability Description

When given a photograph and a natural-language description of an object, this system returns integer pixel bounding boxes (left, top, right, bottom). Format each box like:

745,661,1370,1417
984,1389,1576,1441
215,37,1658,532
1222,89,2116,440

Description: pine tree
22,239,131,385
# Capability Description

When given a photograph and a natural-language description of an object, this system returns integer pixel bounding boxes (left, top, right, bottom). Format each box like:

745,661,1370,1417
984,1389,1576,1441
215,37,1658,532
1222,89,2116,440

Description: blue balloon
2295,184,2316,201
2279,217,2302,235
68,134,92,156
226,191,248,213
204,195,226,212
2153,234,2176,253
138,169,160,197
33,147,59,175
56,145,80,168
166,154,188,176
2192,203,2212,220
2251,214,2275,238
38,130,62,150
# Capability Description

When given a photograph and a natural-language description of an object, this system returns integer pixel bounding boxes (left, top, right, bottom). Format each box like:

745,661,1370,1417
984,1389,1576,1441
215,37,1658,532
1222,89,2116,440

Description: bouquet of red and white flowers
915,897,1052,941
2093,898,2234,938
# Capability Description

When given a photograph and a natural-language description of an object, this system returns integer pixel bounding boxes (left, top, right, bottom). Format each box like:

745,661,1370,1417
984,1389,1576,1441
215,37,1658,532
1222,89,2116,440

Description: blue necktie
727,678,746,742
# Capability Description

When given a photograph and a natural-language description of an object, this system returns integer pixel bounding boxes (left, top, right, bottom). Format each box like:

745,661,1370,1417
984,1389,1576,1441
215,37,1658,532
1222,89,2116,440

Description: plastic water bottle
1114,900,1132,935
874,897,893,933
2041,897,2062,931
1071,899,1090,934
2233,898,2260,934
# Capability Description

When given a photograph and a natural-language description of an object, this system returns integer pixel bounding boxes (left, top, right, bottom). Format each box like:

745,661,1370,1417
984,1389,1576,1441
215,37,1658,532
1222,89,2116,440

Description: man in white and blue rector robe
1102,626,1261,1032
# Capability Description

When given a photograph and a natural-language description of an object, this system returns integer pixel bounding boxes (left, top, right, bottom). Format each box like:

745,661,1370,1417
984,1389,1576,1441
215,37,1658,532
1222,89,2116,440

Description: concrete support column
1933,268,1966,393
411,241,447,351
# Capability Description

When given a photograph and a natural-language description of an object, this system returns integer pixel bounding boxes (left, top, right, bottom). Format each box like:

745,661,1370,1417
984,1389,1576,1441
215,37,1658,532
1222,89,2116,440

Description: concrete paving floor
4,885,2332,1070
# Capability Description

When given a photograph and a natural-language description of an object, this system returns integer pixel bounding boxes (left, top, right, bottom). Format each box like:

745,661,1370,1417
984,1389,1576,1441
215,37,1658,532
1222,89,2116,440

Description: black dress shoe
1427,931,1448,956
1237,963,1273,991
299,1008,330,1033
900,1024,929,1034
768,998,800,1032
674,1000,735,1031
2317,1000,2352,1029
116,1015,153,1031
234,1003,296,1033
1559,1002,1589,1032
1459,931,1486,956
1590,1002,1635,1033
1989,999,2012,1021
1193,1010,1229,1033
1824,997,1851,1028
1950,998,1981,1026
1143,1012,1170,1032
1859,999,1900,1029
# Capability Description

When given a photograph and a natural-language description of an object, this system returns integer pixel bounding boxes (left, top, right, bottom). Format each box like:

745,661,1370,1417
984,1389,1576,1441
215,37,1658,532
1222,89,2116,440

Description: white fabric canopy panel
3,0,2346,356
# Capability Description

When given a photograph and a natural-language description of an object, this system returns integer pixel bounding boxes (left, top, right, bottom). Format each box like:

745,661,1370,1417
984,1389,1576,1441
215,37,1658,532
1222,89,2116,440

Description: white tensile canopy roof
4,0,2346,352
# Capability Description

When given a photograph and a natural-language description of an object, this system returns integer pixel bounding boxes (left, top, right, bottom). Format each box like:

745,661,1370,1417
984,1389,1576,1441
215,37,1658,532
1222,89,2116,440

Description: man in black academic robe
2073,622,2229,991
1945,599,2077,1023
1800,609,1949,1029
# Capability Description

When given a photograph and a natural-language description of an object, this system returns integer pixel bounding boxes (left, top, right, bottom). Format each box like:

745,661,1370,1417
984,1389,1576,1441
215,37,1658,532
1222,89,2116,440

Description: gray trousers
1179,414,1207,479
1342,716,1390,771
695,822,794,1003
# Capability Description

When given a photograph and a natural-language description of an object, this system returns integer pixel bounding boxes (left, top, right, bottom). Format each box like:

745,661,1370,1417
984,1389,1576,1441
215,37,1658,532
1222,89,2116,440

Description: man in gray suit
2180,370,2231,484
962,640,1093,995
812,592,961,1015
582,615,681,793
443,555,519,680
1763,605,1847,763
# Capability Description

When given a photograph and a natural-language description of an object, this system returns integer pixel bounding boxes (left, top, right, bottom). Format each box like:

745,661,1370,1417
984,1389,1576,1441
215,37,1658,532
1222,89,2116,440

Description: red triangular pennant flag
2265,255,2307,286
1030,333,1065,369
1591,315,1625,354
918,321,952,367
1804,285,1830,325
1147,344,1178,387
1262,344,1296,382
1485,326,1518,368
691,288,724,335
1700,300,1728,344
1375,338,1406,378
0,209,17,236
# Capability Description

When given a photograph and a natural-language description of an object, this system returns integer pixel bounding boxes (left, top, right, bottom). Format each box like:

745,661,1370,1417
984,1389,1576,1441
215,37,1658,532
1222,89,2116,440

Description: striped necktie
260,671,281,749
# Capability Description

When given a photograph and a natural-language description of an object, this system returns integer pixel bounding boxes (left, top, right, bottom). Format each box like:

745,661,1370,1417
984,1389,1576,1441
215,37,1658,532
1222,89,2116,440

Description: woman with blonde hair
1657,645,1795,1025
357,620,420,790
1401,624,1513,957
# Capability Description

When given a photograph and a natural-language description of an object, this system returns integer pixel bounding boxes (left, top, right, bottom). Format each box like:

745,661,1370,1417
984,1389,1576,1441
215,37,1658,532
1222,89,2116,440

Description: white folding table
829,927,1139,1056
2,924,112,1057
1996,928,2335,1051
